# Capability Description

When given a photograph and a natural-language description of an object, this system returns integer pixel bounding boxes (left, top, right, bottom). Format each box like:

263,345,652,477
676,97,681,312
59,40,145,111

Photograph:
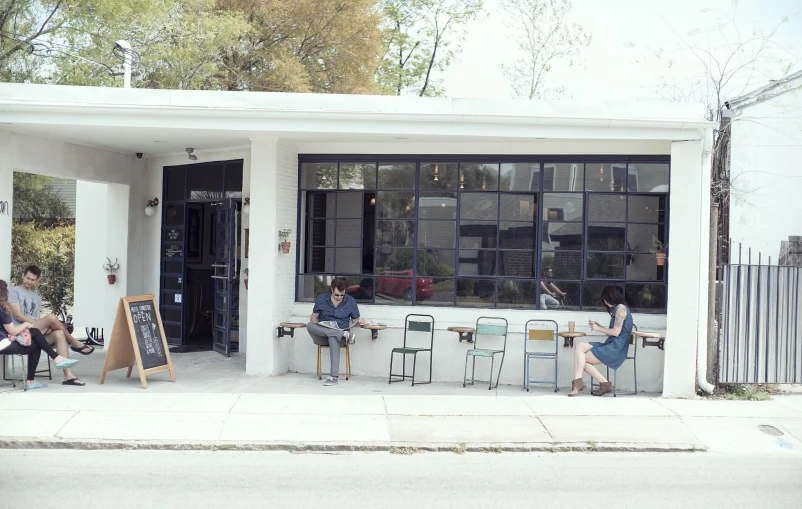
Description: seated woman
0,280,79,390
568,285,633,397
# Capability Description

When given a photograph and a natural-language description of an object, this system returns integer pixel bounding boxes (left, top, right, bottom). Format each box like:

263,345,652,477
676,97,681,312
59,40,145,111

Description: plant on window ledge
636,284,665,310
279,229,293,253
103,257,120,284
650,236,668,266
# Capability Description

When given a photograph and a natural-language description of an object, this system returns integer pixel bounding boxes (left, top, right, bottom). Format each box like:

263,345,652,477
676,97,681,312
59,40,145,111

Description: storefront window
297,159,669,312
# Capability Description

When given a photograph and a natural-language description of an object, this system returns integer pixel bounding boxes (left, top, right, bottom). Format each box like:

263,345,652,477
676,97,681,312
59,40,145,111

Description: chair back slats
528,329,554,341
403,314,435,350
476,324,507,336
408,321,432,333
524,320,558,356
474,317,508,352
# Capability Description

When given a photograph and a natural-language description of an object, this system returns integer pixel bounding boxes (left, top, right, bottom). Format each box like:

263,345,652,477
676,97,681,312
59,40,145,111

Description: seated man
540,268,567,309
308,277,365,386
8,265,91,386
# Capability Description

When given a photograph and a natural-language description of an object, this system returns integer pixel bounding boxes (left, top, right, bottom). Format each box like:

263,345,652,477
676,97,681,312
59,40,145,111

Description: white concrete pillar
73,181,108,328
245,138,280,375
663,136,711,397
0,131,12,280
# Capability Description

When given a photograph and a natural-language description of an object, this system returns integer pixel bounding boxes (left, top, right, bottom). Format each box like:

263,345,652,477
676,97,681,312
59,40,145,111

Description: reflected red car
347,271,434,301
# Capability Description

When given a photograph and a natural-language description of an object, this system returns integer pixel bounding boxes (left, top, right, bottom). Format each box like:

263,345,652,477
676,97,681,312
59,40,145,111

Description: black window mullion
535,162,545,309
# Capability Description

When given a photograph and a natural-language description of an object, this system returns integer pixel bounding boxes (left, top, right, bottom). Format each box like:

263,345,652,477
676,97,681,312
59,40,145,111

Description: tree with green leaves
499,0,590,100
377,0,483,97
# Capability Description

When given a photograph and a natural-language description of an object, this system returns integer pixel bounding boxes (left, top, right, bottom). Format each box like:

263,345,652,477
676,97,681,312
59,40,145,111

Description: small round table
361,323,388,340
558,331,586,348
631,330,665,350
277,322,305,338
448,326,475,343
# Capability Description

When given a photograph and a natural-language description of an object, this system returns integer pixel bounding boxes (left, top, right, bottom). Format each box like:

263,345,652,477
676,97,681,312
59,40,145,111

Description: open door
211,199,239,356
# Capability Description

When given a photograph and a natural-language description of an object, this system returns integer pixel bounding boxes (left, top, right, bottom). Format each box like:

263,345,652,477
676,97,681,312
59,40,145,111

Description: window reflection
460,163,499,190
500,163,540,191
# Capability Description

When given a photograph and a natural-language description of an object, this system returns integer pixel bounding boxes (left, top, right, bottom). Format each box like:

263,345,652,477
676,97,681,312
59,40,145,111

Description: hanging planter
280,242,291,253
103,257,120,285
651,236,667,267
243,268,249,290
654,253,667,266
278,228,293,254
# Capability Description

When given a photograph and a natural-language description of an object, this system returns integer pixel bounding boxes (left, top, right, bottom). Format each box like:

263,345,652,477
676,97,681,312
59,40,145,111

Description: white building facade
0,84,715,397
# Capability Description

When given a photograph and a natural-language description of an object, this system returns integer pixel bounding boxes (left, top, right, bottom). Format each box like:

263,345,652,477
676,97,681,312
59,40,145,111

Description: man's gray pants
307,322,346,378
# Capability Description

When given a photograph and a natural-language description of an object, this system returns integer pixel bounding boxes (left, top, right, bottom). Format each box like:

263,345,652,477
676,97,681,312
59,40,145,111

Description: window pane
418,249,456,277
499,251,534,277
499,222,536,250
187,164,224,200
543,193,583,222
500,163,540,191
497,280,538,308
585,163,625,193
335,219,361,247
587,223,626,251
456,279,495,307
460,163,499,190
587,252,626,279
628,163,669,192
542,251,583,280
543,163,584,192
420,163,458,190
460,221,498,249
627,223,660,253
336,248,361,273
459,250,496,276
301,163,337,189
418,221,456,248
307,248,335,272
378,163,415,189
426,278,455,306
542,222,583,250
500,194,537,221
419,192,457,219
308,219,334,246
375,248,413,273
377,220,414,247
628,195,666,222
164,204,184,226
307,192,336,218
377,191,415,218
375,275,414,304
588,194,626,222
626,283,667,313
627,252,661,281
335,192,362,217
339,163,376,190
460,193,498,220
165,167,186,201
542,281,580,310
345,277,375,303
224,163,243,196
582,283,619,311
298,275,337,301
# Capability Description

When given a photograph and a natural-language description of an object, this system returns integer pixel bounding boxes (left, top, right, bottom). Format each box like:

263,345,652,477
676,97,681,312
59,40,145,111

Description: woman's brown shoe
592,381,613,396
567,378,587,396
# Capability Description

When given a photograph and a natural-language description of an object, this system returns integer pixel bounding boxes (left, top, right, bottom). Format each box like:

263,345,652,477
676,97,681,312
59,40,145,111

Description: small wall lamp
145,198,159,217
242,197,250,215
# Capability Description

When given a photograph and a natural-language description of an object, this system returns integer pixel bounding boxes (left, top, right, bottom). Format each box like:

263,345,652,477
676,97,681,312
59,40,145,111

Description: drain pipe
697,130,717,395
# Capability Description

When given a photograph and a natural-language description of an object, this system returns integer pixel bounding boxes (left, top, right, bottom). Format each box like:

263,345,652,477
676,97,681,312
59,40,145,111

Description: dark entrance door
211,199,240,356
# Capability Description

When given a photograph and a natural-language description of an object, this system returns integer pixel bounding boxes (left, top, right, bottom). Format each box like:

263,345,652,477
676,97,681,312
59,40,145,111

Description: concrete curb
0,437,706,453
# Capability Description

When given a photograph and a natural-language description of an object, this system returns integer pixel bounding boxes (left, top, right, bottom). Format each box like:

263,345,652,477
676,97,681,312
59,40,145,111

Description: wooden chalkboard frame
100,294,176,389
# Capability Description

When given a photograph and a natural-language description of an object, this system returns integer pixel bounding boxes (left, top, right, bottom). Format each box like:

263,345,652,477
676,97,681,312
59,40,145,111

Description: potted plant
103,257,120,284
651,236,667,266
243,268,249,290
278,228,293,253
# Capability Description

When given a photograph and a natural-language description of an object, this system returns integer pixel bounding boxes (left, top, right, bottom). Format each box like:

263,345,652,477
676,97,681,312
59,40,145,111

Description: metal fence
718,248,802,384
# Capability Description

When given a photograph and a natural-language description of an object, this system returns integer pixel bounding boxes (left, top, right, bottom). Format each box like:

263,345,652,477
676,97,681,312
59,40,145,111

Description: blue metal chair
590,325,638,397
463,317,508,390
389,314,434,386
524,320,559,392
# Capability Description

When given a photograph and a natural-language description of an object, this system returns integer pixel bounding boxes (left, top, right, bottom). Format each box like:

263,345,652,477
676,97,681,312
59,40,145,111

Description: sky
441,0,802,105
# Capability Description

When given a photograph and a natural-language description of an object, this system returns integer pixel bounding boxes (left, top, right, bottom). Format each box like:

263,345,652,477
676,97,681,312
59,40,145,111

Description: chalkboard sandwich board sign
100,294,176,389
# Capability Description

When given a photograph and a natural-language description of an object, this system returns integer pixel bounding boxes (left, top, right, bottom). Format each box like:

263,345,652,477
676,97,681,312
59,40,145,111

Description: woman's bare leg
573,343,594,379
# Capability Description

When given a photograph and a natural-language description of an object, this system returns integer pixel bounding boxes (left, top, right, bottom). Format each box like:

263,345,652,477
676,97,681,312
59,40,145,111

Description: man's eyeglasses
332,292,345,298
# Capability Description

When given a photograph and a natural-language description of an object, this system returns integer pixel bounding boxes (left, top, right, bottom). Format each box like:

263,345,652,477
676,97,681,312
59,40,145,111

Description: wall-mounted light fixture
145,198,159,217
242,197,250,215
186,147,198,161
433,163,439,182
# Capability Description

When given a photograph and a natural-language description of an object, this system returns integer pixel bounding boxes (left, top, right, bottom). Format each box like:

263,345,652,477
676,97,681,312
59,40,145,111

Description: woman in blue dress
568,286,633,397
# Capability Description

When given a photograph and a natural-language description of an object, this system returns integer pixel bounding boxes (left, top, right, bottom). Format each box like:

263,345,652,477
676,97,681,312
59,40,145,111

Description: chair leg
345,345,351,380
471,356,477,384
462,353,469,387
10,355,17,388
488,356,495,390
495,352,505,389
524,357,528,391
388,351,394,384
317,346,322,380
633,356,638,394
554,356,558,392
411,353,418,386
613,368,617,397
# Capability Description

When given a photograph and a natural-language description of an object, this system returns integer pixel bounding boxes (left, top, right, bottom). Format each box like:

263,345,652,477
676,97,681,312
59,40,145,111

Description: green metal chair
389,314,434,386
463,317,508,390
524,319,559,392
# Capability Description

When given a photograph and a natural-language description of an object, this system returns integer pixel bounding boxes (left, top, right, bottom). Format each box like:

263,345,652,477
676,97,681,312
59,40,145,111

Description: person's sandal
62,378,86,386
568,378,586,397
592,381,613,396
70,343,95,355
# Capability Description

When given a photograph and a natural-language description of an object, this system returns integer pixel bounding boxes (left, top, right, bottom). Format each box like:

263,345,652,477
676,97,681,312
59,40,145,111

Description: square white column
0,132,12,280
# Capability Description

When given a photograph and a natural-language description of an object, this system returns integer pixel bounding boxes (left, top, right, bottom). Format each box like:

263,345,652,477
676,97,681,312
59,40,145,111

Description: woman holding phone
568,285,633,397
0,280,78,389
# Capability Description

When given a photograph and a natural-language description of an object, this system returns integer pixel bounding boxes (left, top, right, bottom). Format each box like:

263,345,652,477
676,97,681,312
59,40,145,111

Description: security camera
114,40,132,52
136,152,143,159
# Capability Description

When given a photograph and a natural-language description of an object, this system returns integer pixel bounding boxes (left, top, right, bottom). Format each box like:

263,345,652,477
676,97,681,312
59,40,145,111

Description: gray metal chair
524,319,559,392
1,353,27,391
463,317,508,390
3,352,51,383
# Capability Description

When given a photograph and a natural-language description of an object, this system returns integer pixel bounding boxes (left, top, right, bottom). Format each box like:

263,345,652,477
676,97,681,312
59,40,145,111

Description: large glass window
297,159,669,312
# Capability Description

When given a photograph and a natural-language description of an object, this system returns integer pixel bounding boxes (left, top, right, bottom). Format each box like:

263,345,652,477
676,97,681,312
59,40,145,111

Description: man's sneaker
323,376,338,386
343,330,355,345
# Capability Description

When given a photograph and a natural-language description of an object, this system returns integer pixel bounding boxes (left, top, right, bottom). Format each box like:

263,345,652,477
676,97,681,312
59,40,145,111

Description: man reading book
308,277,365,386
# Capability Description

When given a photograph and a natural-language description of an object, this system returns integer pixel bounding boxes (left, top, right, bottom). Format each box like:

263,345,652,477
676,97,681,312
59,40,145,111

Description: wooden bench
276,322,305,338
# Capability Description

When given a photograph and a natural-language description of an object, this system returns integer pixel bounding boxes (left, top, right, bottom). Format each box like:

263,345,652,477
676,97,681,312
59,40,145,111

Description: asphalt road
1,450,800,508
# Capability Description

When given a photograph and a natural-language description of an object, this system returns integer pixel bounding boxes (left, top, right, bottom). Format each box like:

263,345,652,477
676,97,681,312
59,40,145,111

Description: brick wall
274,140,299,318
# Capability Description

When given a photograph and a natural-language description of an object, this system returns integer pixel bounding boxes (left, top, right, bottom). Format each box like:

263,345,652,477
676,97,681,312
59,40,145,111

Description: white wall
729,88,802,261
74,181,108,328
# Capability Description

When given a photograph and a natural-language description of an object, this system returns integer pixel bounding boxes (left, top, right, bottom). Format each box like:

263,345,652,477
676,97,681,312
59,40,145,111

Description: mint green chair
463,317,508,390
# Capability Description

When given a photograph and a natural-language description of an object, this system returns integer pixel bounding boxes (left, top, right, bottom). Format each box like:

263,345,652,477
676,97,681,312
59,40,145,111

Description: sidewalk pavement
2,351,801,454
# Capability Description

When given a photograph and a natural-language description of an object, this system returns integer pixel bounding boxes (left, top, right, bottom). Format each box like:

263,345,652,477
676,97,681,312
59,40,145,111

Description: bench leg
345,345,351,380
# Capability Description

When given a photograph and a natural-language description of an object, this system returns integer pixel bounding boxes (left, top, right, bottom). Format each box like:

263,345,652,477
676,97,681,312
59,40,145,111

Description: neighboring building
0,83,715,397
45,177,77,218
723,70,802,262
